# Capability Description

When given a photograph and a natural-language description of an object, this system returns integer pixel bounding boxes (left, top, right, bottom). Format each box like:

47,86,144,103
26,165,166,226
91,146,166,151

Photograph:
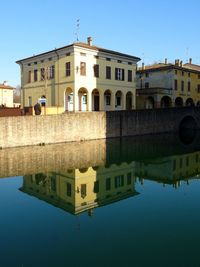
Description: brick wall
0,107,199,148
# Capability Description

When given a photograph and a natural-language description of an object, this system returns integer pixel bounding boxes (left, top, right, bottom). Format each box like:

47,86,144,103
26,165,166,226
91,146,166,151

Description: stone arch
92,89,100,111
64,87,73,111
115,90,124,110
145,96,154,109
185,98,194,107
78,87,88,111
179,116,197,144
104,90,112,111
160,96,172,108
126,91,133,110
175,97,183,107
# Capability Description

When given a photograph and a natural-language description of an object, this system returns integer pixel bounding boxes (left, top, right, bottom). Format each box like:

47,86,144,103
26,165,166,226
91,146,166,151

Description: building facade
136,58,200,109
16,37,140,112
0,81,14,107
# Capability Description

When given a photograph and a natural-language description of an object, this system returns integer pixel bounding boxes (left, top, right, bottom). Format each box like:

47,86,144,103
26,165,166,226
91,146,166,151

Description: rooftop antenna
75,19,80,42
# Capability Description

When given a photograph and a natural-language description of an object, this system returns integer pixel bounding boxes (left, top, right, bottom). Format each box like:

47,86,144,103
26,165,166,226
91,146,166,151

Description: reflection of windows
180,158,183,168
127,173,131,185
174,79,178,90
173,159,176,171
115,175,124,188
66,182,72,197
51,177,56,192
83,95,87,104
106,178,111,190
81,184,87,199
93,181,99,193
181,81,184,91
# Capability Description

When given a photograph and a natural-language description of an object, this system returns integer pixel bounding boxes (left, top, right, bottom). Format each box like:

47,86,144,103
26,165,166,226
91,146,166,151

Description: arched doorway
160,96,172,108
64,87,73,111
115,91,123,110
92,89,100,111
145,96,154,109
126,92,133,110
78,88,88,111
185,98,194,107
175,97,183,107
104,90,111,111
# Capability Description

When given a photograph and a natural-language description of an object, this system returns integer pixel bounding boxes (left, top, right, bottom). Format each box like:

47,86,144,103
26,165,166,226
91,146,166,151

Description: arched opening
179,116,197,144
78,88,88,111
185,98,194,107
175,97,183,107
126,92,133,110
145,96,154,109
197,101,200,107
64,87,73,111
160,96,172,108
92,89,100,111
115,91,123,110
104,90,111,111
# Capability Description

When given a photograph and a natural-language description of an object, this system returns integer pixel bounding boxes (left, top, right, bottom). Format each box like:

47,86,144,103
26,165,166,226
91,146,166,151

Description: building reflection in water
19,131,200,216
20,162,139,215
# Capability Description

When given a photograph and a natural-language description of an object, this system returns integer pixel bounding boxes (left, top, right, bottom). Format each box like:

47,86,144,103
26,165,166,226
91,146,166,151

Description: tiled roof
137,62,200,73
138,63,173,71
0,84,14,90
183,63,200,71
16,41,140,63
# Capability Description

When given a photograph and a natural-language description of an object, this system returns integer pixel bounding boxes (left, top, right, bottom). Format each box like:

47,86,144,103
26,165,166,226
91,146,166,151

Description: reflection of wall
20,162,138,215
135,151,200,186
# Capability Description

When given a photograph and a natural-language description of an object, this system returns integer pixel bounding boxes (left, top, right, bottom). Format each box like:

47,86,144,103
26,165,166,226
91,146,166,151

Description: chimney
175,59,180,66
87,36,92,46
189,58,192,64
165,58,168,64
3,81,8,86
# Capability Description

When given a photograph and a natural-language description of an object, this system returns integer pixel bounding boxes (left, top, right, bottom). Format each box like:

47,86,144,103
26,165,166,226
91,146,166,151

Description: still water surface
1,132,200,267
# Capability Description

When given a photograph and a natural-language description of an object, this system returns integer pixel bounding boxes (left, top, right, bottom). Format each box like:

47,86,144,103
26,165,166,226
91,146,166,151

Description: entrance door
94,95,99,111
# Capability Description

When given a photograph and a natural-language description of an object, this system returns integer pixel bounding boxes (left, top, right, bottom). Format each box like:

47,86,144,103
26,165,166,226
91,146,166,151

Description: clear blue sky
1,0,200,86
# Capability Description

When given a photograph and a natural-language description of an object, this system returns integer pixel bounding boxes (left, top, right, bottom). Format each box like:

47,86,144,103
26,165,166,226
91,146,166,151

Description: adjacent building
16,37,140,113
0,81,14,107
136,58,200,109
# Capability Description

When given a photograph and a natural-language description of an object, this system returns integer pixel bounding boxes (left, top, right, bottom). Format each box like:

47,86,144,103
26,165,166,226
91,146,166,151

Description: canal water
0,131,200,267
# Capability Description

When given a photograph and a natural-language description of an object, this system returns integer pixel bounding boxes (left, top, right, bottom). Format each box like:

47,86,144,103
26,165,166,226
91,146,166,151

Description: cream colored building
0,81,14,107
16,37,140,113
20,161,138,215
136,58,200,109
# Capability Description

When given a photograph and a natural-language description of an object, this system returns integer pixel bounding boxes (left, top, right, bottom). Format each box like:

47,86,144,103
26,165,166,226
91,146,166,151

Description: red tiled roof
0,84,14,90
